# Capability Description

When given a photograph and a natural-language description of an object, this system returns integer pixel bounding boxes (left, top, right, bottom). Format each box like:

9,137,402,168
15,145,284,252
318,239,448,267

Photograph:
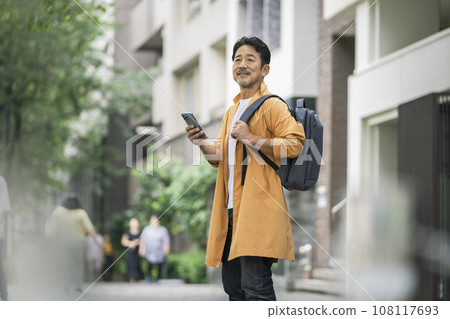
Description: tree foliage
66,66,159,198
164,159,217,248
0,0,108,208
105,157,217,282
0,0,159,216
107,157,217,251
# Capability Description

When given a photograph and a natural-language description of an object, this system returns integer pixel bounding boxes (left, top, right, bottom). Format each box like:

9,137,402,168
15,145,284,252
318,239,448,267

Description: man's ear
262,64,270,77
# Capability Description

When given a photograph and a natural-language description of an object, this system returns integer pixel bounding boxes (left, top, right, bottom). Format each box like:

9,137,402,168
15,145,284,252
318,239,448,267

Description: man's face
150,216,159,226
232,44,269,89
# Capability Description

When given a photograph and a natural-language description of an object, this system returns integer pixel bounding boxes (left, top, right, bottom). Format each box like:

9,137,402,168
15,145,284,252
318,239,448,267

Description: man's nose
238,60,247,68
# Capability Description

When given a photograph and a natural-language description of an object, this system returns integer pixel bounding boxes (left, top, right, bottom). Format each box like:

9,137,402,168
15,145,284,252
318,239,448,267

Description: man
139,215,170,282
0,175,11,301
186,36,305,300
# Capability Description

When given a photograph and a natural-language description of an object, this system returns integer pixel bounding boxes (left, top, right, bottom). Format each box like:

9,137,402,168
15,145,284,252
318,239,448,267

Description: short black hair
61,193,82,210
232,36,271,67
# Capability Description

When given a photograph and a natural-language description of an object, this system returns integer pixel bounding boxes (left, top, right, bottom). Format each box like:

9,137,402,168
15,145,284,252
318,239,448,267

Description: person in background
102,233,115,282
47,193,101,292
121,218,141,283
139,215,170,283
85,228,104,282
0,175,11,301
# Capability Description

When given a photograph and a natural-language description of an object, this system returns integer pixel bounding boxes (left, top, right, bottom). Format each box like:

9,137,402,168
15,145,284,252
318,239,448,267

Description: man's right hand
185,125,220,165
185,125,208,145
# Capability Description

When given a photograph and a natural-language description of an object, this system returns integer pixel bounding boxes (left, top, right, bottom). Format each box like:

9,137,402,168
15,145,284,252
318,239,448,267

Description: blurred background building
324,0,450,300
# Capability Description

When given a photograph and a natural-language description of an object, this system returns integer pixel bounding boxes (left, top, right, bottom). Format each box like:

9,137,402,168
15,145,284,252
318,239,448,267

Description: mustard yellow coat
205,83,306,268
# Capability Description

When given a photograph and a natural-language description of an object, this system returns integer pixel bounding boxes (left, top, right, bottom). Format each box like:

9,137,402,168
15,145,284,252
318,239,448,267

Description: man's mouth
237,72,250,76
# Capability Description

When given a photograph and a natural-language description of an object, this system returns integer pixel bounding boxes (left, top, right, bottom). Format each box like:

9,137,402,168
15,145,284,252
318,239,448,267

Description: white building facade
324,0,450,300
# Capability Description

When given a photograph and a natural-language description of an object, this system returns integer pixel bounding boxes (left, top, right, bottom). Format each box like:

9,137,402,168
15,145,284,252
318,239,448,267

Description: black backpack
239,94,324,191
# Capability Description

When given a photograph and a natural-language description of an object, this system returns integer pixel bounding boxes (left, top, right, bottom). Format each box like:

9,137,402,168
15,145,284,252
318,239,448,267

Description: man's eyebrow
234,53,257,59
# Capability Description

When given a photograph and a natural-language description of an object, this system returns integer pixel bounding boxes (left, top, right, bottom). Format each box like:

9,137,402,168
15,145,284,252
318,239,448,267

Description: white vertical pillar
354,0,376,71
226,0,240,105
199,1,208,123
345,74,363,298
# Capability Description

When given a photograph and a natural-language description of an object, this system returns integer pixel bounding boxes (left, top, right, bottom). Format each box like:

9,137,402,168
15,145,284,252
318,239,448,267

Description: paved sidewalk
10,280,342,301
80,281,342,301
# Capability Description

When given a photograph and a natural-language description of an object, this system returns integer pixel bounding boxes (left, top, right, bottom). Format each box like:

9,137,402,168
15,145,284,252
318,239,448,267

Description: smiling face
232,44,269,91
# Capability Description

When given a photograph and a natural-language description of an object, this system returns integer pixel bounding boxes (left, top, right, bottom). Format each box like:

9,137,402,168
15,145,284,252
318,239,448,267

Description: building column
316,1,354,269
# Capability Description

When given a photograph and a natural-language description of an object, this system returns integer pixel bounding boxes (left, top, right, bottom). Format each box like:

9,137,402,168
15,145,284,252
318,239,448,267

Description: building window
185,72,195,112
247,0,281,50
267,0,281,49
249,0,264,39
177,65,199,113
187,0,201,20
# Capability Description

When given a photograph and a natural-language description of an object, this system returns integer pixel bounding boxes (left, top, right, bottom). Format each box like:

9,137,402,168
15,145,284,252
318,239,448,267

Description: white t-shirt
227,97,252,209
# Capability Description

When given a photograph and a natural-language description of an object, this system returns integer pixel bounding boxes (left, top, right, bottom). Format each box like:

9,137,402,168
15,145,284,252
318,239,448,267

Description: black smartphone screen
181,112,206,138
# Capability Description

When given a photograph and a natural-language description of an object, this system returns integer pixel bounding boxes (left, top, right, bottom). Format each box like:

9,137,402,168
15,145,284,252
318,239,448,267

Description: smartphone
181,112,206,138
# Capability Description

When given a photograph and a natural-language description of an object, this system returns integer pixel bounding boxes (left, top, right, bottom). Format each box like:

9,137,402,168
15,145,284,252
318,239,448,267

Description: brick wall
315,2,354,268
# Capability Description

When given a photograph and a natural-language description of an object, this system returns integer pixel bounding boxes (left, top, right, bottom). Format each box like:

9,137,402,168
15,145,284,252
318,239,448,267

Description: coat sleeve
80,210,95,233
263,99,305,161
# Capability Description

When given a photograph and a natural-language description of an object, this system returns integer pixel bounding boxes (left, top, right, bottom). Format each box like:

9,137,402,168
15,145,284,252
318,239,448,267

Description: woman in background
121,218,141,283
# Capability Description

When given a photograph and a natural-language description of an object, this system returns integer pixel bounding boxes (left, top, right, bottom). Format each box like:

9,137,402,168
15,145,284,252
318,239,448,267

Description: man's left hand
231,120,251,141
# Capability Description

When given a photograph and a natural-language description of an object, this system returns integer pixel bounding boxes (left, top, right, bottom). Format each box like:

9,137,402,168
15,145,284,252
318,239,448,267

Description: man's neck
239,83,262,99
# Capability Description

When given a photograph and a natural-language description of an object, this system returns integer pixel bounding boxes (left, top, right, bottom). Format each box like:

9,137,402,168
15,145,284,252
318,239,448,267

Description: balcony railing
349,27,450,116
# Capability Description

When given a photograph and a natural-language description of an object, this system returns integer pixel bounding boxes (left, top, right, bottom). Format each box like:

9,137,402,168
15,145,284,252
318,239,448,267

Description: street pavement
9,279,342,301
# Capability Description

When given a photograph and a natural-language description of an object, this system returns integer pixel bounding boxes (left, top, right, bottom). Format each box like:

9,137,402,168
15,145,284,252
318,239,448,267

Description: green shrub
104,156,216,281
167,251,207,283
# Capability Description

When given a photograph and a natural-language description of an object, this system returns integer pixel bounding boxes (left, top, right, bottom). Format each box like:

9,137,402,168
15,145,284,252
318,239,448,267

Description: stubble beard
236,76,256,89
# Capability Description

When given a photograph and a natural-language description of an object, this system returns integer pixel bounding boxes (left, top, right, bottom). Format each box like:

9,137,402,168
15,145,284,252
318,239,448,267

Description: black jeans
147,261,164,282
221,209,276,301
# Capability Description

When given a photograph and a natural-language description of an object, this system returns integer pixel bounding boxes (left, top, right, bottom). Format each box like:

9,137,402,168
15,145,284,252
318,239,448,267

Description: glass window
187,0,201,20
185,72,195,112
248,0,281,50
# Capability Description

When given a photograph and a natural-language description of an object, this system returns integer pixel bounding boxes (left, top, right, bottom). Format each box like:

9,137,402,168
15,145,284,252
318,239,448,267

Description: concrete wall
324,0,450,298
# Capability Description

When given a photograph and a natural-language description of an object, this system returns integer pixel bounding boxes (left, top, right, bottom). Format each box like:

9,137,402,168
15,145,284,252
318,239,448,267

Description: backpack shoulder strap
239,94,286,185
239,94,284,123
